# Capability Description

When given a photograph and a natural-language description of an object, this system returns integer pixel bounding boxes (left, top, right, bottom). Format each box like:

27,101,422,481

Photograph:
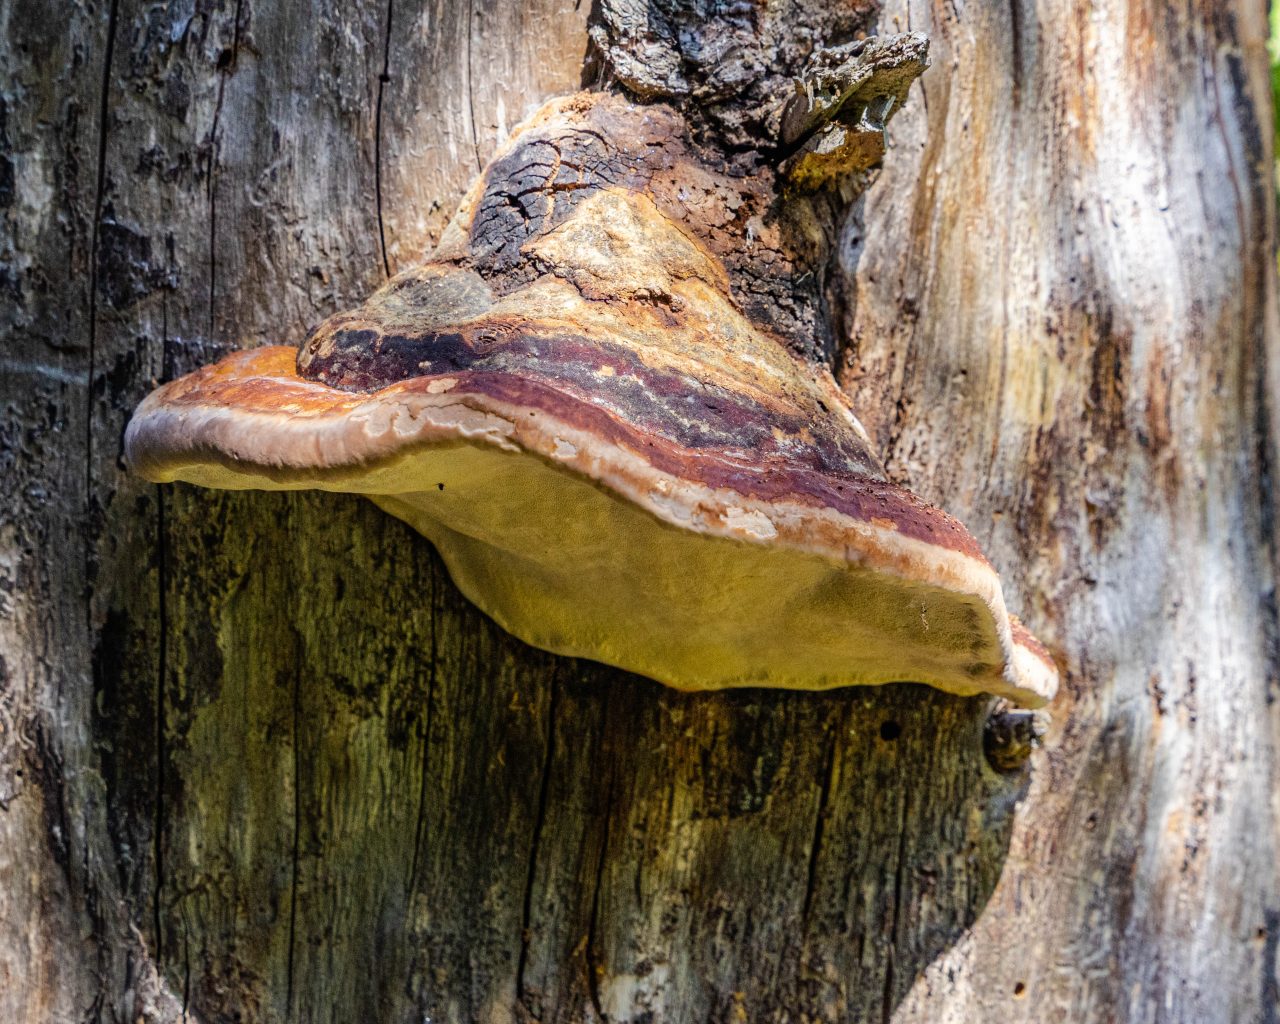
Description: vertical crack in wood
181,918,191,1020
87,987,106,1023
152,485,168,965
465,0,482,171
800,716,838,930
374,0,394,279
585,743,615,1024
84,0,119,622
80,7,120,1011
206,0,245,336
987,8,1022,477
881,787,911,1024
516,668,559,1010
1207,55,1249,255
406,562,439,901
1256,361,1279,713
284,653,302,1020
1262,908,1280,1024
1008,0,1023,110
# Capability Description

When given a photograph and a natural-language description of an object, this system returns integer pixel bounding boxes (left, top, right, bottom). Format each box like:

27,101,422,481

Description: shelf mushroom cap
125,94,1057,707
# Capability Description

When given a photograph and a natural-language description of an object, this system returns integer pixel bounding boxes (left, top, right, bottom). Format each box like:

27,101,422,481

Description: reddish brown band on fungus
438,372,990,563
1009,617,1055,669
149,346,987,562
300,321,882,475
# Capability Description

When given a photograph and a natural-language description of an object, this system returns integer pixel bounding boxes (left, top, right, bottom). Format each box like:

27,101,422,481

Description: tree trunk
1,0,1276,1022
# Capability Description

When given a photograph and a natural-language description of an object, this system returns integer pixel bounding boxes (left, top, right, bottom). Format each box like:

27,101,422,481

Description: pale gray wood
847,3,1280,1021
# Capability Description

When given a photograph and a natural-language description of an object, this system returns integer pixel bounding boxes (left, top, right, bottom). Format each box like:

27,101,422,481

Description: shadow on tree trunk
94,488,1026,1023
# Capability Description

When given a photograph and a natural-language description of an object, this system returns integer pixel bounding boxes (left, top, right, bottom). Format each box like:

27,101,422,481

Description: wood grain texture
1,1,1276,1023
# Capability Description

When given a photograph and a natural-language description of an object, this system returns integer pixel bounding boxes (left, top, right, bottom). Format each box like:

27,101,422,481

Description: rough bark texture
1,3,1277,1024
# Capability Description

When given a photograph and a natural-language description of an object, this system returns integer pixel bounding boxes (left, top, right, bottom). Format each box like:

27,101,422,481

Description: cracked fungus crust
125,91,1058,706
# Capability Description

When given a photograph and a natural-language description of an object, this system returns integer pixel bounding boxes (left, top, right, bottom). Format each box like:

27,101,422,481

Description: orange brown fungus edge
127,348,1058,705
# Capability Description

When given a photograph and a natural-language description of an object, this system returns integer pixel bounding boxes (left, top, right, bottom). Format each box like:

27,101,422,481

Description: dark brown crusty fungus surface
125,36,1058,706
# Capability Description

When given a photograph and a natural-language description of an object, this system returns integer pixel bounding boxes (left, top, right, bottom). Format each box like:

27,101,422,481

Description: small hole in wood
1013,982,1027,998
879,720,901,742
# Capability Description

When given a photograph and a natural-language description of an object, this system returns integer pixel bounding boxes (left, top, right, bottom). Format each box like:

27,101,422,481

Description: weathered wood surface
1,2,1276,1023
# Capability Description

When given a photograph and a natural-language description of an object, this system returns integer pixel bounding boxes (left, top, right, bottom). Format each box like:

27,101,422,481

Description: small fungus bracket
984,703,1049,773
779,32,931,191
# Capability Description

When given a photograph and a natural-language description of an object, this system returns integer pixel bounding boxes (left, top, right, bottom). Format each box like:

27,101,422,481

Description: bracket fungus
126,34,1057,707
